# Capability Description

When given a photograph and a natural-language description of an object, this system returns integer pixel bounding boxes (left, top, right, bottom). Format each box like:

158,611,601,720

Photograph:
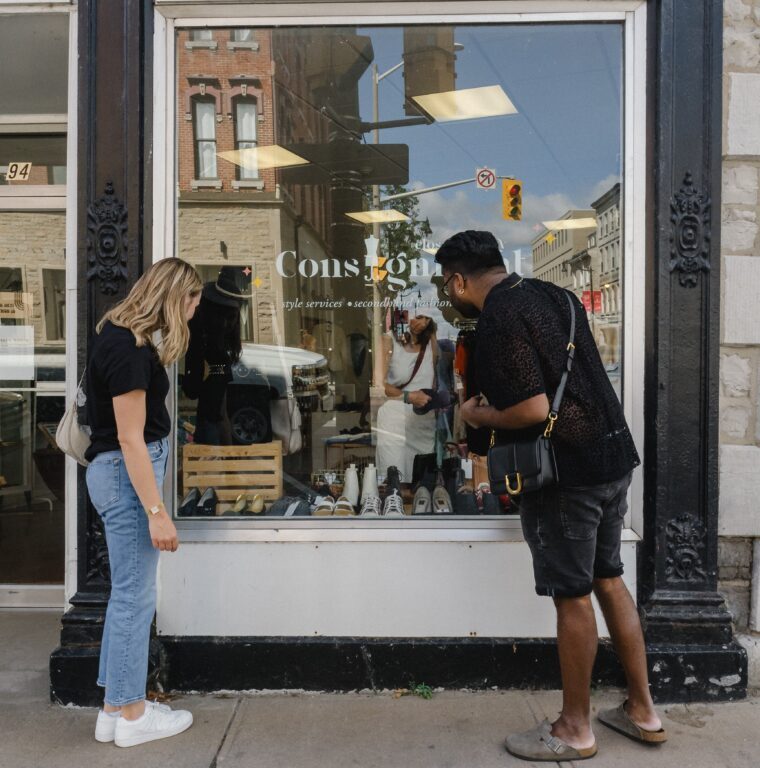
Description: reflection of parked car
227,344,329,444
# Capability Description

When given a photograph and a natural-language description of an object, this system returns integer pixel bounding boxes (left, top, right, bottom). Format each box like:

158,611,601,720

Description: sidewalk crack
209,697,242,768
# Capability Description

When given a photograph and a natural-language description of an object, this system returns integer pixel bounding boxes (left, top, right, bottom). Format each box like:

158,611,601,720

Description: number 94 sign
5,162,32,182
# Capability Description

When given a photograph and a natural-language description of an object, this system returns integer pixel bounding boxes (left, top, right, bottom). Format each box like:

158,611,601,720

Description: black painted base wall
49,636,748,706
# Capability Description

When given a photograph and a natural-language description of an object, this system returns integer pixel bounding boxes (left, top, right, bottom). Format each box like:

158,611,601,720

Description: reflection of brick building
177,27,282,343
177,28,276,193
176,27,334,347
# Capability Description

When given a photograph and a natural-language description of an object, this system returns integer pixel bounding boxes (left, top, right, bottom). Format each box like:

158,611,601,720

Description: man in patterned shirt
435,231,666,762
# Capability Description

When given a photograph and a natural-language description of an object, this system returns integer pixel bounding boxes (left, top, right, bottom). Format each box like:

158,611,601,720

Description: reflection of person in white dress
376,315,437,483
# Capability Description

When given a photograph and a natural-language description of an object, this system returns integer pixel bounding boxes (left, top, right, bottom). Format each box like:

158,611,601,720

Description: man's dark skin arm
460,393,550,431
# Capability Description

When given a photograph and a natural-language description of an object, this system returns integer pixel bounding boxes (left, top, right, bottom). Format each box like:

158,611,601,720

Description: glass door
0,12,70,601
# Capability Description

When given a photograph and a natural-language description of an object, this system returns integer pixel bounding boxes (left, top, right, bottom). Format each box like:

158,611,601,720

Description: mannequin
182,266,250,445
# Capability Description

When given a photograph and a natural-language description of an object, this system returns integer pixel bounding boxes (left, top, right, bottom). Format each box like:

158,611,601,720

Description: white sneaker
359,495,382,517
114,702,193,748
382,490,405,518
95,700,172,743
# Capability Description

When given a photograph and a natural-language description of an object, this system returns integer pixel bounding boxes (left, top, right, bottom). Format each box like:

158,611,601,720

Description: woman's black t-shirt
84,322,171,461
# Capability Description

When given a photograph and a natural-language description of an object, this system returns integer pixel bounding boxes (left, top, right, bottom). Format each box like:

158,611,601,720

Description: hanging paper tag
462,458,473,479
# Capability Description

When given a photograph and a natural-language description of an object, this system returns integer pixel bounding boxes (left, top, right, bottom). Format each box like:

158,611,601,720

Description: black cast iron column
50,0,153,706
640,0,746,701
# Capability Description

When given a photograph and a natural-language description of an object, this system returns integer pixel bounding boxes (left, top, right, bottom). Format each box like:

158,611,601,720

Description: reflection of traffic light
504,179,523,221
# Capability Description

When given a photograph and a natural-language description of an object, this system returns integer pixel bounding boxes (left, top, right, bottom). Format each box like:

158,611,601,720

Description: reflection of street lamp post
368,46,464,387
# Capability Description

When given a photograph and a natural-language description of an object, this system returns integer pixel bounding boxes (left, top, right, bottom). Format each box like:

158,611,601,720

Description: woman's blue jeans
85,437,169,706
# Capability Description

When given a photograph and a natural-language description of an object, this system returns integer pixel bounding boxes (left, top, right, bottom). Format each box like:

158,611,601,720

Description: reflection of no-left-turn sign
476,168,496,190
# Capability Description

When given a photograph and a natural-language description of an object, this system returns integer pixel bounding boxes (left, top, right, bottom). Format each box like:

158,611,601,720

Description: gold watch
145,502,165,518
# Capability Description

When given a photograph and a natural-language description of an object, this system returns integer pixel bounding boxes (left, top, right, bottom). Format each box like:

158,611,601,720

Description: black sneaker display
197,487,218,516
385,465,402,495
178,487,201,517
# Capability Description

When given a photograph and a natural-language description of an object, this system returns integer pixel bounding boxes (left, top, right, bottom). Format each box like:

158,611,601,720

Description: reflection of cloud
417,175,620,263
401,175,621,339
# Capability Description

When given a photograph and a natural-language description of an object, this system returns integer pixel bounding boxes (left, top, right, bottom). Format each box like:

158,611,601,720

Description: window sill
227,41,259,51
173,518,642,544
185,40,218,50
191,179,222,190
232,179,264,190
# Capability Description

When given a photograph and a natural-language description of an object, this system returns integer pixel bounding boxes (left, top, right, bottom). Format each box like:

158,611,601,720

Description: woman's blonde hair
96,258,202,366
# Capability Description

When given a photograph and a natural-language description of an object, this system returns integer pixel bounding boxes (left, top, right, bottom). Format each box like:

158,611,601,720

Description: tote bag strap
396,339,428,391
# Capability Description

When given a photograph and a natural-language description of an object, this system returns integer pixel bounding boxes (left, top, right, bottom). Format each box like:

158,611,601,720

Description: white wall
156,539,637,638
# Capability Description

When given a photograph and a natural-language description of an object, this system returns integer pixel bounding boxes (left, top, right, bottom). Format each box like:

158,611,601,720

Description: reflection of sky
356,23,623,338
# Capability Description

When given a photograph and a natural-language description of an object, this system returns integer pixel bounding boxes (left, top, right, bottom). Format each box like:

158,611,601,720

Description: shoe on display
333,496,356,516
96,701,172,743
250,493,265,514
360,463,379,503
197,487,218,516
483,490,502,515
382,490,405,518
113,703,193,748
359,495,382,517
343,463,360,506
178,487,201,517
311,495,336,516
454,491,479,515
432,484,453,514
385,465,402,495
412,485,432,515
475,482,494,514
266,497,311,517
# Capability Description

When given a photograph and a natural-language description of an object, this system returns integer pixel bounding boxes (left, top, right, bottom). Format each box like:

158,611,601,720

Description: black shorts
513,472,632,599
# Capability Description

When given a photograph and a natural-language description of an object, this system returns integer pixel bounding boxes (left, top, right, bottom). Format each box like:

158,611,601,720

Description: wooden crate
182,442,283,514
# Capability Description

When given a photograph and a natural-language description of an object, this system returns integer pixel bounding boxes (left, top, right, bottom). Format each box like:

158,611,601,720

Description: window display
172,22,623,519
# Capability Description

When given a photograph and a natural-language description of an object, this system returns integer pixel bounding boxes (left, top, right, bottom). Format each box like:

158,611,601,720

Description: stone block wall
719,0,760,632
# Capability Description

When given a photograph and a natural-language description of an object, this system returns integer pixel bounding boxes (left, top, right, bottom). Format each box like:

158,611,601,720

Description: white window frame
153,1,647,541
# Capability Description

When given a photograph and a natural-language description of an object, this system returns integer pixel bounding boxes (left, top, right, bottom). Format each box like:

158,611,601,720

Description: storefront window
0,12,69,582
173,22,623,520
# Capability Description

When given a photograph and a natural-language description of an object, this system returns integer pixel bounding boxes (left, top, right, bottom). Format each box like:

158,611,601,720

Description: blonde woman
85,258,202,748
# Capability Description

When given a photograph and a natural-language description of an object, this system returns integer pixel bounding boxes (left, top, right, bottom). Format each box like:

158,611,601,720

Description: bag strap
396,338,428,391
544,290,577,438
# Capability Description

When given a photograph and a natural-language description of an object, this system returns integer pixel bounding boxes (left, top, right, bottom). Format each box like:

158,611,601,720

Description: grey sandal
505,720,598,762
597,701,667,745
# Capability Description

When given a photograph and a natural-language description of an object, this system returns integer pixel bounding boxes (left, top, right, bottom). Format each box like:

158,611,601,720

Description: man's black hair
434,230,505,276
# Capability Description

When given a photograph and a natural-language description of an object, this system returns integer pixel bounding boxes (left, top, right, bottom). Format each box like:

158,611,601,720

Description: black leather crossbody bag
487,289,576,496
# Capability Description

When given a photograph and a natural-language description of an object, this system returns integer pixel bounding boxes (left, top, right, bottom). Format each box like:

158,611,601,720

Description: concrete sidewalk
2,611,759,768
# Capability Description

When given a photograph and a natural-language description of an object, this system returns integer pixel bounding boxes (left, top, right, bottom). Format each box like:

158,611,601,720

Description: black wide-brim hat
203,265,252,308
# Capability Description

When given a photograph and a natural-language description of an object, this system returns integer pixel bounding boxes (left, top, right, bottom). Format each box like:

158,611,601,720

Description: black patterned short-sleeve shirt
476,274,640,487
